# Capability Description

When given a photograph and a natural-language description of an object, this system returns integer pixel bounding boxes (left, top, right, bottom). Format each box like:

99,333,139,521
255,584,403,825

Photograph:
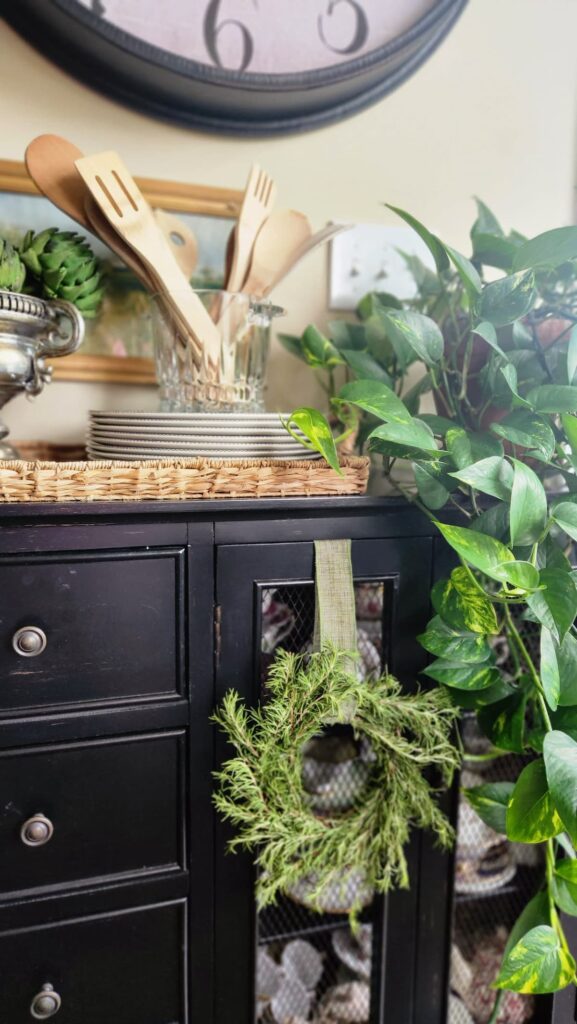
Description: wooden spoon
25,134,90,229
241,209,312,297
245,220,352,299
267,222,353,293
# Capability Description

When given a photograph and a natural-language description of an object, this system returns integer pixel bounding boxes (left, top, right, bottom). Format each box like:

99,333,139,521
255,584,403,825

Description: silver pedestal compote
0,291,84,457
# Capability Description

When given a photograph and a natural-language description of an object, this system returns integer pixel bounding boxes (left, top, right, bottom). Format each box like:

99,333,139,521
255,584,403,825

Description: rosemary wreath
213,645,460,920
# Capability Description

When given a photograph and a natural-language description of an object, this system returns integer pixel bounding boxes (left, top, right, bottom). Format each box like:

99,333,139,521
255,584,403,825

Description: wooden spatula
75,150,221,370
84,196,200,367
25,135,200,287
84,195,154,291
226,164,276,293
153,209,198,281
26,137,169,329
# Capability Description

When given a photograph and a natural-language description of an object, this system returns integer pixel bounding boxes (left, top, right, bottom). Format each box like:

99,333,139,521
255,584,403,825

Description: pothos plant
284,202,577,998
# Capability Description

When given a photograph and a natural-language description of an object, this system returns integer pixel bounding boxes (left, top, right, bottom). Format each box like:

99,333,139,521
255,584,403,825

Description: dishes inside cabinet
448,994,474,1024
257,927,373,1023
354,583,384,621
286,868,373,917
317,981,370,1022
261,590,297,655
451,929,534,1024
301,732,373,815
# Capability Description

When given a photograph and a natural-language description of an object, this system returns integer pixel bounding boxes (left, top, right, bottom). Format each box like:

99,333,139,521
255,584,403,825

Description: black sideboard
0,496,570,1024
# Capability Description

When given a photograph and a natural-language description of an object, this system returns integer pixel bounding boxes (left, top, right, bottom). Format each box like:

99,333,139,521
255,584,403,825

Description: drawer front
0,900,186,1023
0,549,185,712
0,732,184,895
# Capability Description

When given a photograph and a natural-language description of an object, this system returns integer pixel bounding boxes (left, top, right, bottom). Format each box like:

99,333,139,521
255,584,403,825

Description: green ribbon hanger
313,538,357,675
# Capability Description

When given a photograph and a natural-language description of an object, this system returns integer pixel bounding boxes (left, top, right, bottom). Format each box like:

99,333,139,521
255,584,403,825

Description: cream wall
1,0,576,442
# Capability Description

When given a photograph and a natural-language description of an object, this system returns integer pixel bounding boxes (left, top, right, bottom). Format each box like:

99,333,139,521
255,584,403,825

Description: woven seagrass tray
0,444,369,502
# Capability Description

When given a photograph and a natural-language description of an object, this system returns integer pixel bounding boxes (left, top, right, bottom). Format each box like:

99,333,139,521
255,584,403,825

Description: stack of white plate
87,411,320,461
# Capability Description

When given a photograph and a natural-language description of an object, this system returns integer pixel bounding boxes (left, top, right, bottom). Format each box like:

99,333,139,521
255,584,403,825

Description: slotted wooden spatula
25,135,199,276
84,195,192,357
75,150,221,370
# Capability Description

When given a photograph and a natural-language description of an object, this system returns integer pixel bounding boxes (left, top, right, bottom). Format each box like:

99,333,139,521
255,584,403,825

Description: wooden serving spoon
25,134,90,229
268,222,353,293
244,220,352,299
241,209,312,297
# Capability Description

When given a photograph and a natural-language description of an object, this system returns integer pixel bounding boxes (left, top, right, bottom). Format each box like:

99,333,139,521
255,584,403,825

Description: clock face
75,0,438,75
5,0,468,134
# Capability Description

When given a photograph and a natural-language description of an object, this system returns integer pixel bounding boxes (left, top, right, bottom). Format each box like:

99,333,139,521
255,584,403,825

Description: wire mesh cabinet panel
214,535,441,1024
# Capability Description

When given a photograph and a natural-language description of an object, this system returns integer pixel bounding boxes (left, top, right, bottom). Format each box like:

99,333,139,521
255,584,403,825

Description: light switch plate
328,223,435,311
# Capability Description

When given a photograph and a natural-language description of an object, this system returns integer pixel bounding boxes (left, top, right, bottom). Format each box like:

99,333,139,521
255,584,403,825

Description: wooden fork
74,151,221,372
226,164,277,293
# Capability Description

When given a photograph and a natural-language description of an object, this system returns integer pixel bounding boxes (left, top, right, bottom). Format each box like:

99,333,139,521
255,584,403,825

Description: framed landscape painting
0,160,241,383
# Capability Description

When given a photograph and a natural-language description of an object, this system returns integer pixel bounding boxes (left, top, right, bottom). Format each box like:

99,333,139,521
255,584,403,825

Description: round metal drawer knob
12,626,47,657
21,813,54,847
30,984,61,1019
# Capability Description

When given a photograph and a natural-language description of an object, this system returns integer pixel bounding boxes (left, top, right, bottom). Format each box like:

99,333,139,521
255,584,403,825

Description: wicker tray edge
0,454,369,502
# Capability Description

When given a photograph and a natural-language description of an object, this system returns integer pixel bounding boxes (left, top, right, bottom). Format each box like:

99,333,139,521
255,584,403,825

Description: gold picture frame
0,159,242,383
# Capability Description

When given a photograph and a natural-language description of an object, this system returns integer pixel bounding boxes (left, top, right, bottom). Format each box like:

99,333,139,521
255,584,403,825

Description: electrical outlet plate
328,223,435,311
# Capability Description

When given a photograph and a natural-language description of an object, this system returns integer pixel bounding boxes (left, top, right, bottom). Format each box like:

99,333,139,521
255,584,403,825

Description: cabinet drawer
0,549,185,712
0,900,186,1023
0,731,184,896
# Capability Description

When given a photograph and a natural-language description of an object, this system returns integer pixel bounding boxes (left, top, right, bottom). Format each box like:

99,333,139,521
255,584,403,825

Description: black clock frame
2,0,468,136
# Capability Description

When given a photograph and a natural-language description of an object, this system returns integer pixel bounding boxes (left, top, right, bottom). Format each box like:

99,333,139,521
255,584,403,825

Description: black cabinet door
214,536,433,1024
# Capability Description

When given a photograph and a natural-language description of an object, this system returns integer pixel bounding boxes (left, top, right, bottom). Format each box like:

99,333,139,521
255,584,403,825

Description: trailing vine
286,203,577,996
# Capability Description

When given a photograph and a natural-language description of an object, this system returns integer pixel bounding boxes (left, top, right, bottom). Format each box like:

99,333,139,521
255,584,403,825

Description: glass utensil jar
152,290,284,412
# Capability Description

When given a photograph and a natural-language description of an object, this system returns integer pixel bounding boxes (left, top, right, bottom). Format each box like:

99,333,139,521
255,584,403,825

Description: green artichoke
0,238,26,292
20,228,104,318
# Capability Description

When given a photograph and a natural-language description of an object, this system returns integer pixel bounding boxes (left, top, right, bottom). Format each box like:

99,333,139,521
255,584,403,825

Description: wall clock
3,0,468,136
